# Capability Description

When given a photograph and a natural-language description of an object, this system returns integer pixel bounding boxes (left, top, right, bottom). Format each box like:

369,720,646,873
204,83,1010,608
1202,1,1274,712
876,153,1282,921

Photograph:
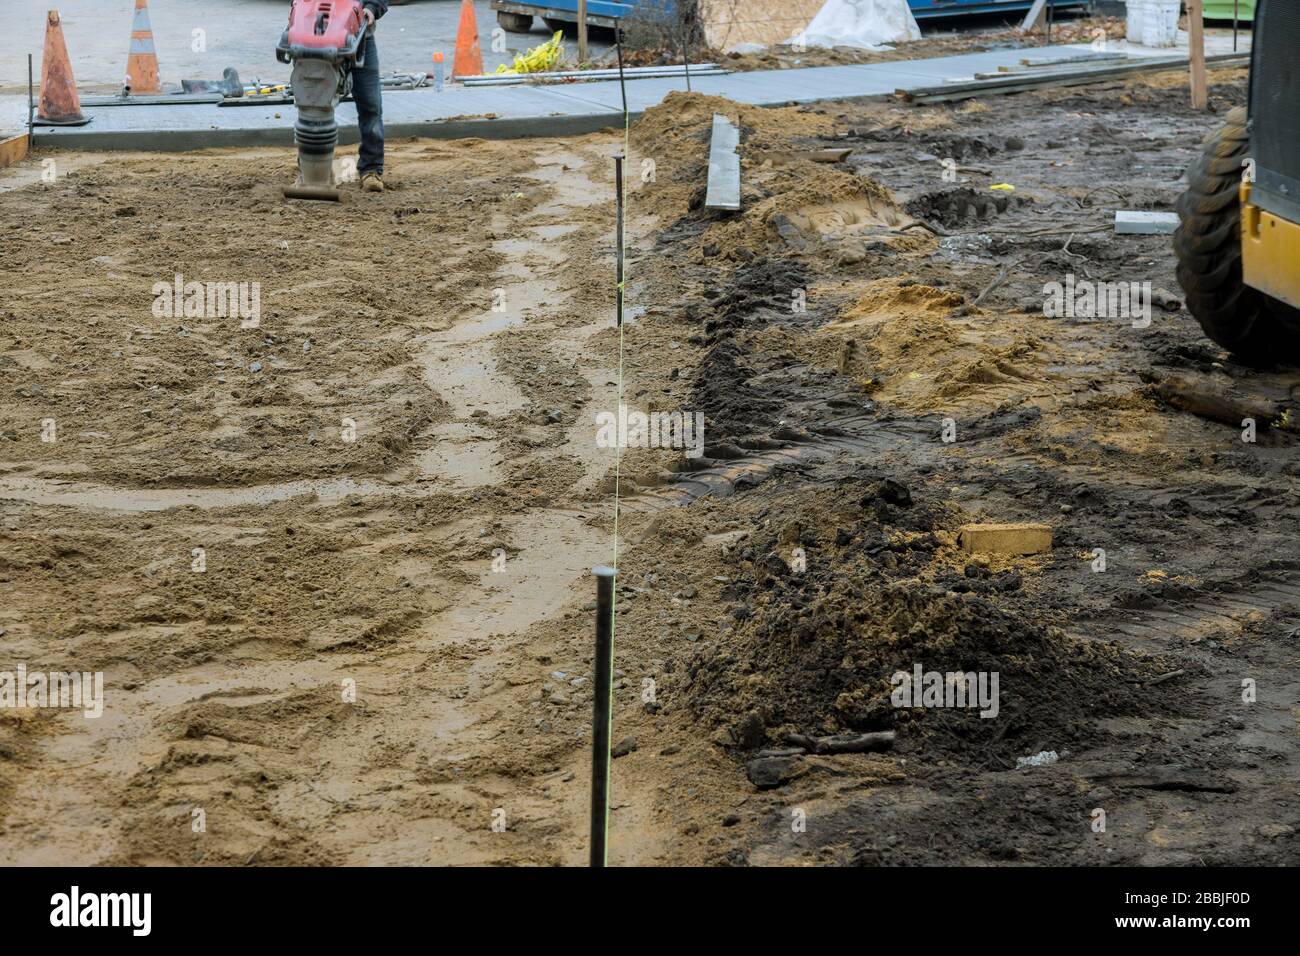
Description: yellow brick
958,523,1052,556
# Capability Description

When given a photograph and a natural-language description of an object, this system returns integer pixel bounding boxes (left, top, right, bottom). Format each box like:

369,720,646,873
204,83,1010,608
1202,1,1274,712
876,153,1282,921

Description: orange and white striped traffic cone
124,0,161,94
37,10,89,126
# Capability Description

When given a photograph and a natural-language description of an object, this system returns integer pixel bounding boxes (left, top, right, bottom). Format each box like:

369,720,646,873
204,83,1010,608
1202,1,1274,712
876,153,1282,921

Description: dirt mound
683,480,1181,763
628,92,833,228
742,168,912,264
809,278,1069,413
916,131,1007,162
629,92,922,265
631,91,835,163
905,186,1016,229
839,277,967,320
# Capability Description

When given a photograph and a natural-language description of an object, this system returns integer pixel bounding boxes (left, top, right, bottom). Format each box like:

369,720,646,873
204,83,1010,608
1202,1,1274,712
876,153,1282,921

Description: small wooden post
1188,0,1208,110
1018,0,1048,34
577,0,589,63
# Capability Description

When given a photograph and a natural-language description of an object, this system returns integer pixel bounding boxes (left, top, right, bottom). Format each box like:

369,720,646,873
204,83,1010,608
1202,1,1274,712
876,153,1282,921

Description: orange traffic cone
451,0,483,79
124,0,161,94
37,10,89,126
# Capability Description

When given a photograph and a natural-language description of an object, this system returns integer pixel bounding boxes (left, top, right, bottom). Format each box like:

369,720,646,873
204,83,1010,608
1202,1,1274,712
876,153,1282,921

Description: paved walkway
0,0,611,91
25,33,1249,151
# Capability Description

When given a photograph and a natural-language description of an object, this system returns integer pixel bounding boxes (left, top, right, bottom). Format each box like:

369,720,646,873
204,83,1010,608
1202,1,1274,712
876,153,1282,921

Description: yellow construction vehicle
1174,0,1300,363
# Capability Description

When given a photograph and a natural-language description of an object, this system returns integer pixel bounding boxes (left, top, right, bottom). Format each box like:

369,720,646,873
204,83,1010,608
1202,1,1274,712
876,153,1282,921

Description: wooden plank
1020,52,1127,68
899,53,1249,105
577,0,588,63
705,113,740,212
978,56,1127,79
977,61,1129,80
1018,0,1049,33
1189,0,1208,110
0,133,29,169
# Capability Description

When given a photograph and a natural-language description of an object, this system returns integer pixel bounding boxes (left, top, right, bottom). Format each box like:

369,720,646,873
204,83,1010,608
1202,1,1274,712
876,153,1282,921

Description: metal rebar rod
680,23,692,93
461,66,723,87
614,153,624,327
28,53,34,139
615,27,628,119
589,565,617,867
1234,0,1240,53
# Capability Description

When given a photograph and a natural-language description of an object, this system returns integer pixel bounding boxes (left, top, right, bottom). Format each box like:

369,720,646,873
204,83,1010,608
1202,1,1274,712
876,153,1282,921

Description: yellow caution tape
495,30,565,75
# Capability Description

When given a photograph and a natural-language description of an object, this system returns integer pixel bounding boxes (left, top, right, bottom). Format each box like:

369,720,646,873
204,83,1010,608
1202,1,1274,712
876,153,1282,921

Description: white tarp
789,0,922,50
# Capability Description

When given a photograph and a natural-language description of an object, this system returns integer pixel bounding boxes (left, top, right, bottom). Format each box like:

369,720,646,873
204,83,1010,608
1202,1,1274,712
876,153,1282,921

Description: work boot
361,171,384,193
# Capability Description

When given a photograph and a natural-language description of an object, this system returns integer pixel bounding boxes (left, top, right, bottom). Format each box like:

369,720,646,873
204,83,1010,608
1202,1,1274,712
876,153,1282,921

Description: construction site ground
1,63,1298,866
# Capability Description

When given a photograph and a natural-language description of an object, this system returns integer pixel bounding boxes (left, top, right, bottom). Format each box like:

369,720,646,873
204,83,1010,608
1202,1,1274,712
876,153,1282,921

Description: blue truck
491,0,1089,34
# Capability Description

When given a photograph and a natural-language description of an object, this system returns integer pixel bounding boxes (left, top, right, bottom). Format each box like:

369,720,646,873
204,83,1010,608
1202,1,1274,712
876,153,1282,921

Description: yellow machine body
1241,182,1300,312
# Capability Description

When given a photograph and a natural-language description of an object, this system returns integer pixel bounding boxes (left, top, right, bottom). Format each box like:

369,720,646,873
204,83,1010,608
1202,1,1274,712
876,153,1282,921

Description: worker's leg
353,33,384,176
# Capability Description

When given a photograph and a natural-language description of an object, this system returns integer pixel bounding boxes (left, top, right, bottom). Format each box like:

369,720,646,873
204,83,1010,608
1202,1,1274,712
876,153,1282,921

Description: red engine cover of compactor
277,0,366,63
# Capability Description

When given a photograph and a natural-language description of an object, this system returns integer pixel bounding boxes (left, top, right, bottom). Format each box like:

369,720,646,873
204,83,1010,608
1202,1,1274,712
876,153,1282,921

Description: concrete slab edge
29,109,644,151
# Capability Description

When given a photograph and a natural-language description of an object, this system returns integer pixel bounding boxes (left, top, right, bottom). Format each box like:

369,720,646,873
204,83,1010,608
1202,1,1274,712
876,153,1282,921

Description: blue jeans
351,33,383,175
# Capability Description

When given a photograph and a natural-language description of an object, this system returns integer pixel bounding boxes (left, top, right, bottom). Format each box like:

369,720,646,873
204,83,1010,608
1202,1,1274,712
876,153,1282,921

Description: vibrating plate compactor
276,0,367,201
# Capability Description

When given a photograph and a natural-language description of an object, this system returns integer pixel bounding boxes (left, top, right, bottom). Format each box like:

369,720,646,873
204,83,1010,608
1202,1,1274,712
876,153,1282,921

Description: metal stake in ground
679,22,692,93
615,28,628,119
614,154,625,327
589,565,618,867
27,54,33,140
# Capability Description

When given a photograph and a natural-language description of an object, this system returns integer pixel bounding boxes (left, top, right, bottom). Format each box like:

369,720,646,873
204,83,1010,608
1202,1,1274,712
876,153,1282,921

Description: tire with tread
497,11,534,33
1174,106,1300,364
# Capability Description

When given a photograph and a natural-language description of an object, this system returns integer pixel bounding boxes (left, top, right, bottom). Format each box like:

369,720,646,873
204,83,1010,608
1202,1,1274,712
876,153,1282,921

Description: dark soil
685,480,1186,764
634,66,1300,865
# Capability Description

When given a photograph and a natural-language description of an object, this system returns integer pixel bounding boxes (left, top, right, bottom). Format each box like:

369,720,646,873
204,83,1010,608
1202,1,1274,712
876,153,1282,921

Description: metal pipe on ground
463,70,725,86
460,64,720,85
